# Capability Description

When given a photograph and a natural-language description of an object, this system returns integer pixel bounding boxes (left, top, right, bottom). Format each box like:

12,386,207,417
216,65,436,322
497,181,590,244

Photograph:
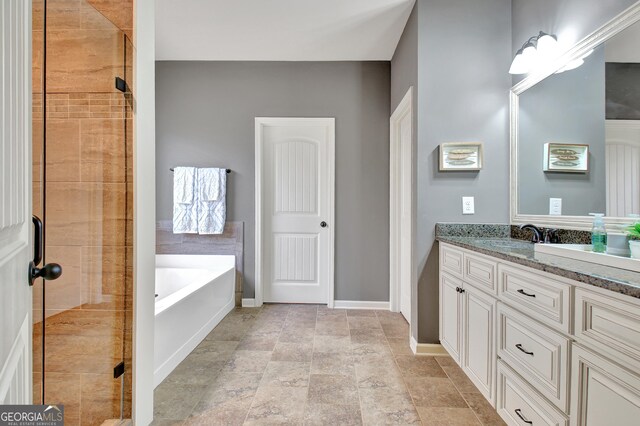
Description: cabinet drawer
464,252,497,295
575,287,640,370
498,304,570,412
497,361,568,426
440,244,463,278
498,263,572,334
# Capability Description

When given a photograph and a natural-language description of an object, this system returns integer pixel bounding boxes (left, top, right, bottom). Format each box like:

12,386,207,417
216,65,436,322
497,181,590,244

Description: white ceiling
155,0,415,61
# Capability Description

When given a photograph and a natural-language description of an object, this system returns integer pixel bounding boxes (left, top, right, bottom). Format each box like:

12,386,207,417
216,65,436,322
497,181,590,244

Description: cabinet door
571,345,640,426
440,273,462,363
462,285,496,405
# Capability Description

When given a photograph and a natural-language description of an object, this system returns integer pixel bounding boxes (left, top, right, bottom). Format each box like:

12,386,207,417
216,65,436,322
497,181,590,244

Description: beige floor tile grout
238,309,263,425
377,310,426,425
458,393,486,426
154,306,500,426
299,306,318,426
242,303,285,426
190,304,268,425
352,312,368,426
436,357,485,426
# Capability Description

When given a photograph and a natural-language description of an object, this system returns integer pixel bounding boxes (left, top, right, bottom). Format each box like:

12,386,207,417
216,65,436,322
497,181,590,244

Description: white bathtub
154,254,235,387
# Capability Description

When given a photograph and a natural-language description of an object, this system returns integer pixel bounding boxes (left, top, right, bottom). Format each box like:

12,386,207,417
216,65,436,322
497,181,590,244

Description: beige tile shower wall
156,220,245,306
31,0,134,422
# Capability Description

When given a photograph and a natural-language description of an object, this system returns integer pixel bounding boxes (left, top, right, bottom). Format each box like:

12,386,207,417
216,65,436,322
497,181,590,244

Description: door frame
254,117,335,308
133,0,156,423
389,87,414,323
0,0,33,404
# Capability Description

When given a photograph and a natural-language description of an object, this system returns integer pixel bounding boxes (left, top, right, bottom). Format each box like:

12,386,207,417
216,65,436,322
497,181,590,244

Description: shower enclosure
32,0,133,424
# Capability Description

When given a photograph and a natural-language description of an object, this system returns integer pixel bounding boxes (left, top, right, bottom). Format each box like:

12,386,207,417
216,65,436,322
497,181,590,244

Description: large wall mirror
511,3,640,229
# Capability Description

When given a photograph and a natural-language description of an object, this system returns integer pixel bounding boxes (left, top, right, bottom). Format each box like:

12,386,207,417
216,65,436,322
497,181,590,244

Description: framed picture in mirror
439,142,483,171
543,143,589,172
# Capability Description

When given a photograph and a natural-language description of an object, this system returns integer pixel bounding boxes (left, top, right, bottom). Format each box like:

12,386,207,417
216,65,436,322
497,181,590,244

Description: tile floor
152,304,505,425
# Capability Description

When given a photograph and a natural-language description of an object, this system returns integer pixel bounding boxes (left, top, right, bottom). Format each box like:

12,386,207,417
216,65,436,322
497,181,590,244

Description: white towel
173,167,195,203
173,167,198,233
198,168,226,234
198,168,221,201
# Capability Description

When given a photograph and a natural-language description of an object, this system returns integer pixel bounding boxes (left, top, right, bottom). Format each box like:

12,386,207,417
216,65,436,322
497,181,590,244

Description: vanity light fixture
509,31,559,74
556,48,594,73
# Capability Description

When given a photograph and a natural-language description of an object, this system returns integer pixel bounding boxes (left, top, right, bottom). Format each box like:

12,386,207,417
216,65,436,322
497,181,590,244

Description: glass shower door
32,0,133,424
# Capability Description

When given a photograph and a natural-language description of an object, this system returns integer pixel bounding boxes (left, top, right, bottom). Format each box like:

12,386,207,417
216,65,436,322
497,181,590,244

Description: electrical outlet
549,198,562,215
462,197,475,215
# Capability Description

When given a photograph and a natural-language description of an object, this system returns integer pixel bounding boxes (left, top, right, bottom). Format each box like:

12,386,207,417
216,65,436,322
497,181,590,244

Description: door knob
29,262,62,286
320,221,328,228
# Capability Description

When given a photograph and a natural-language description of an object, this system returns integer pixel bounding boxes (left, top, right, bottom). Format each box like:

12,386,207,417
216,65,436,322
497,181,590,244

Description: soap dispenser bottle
590,213,607,253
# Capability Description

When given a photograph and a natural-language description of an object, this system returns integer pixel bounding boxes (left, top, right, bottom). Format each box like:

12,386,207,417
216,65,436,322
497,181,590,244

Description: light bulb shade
519,43,538,72
509,32,560,75
536,33,559,57
509,51,528,74
509,43,538,75
581,49,594,59
557,58,584,73
521,44,537,62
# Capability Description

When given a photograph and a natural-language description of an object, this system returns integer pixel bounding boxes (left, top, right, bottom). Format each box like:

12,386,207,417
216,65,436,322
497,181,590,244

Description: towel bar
170,167,231,174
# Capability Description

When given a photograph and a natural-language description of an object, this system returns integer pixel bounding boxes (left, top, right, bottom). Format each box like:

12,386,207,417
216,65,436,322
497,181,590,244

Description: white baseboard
242,299,389,310
242,298,256,307
333,300,390,310
410,336,449,356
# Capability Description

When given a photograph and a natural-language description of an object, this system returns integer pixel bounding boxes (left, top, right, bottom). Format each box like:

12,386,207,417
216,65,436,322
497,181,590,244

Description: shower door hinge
114,362,125,379
115,77,127,93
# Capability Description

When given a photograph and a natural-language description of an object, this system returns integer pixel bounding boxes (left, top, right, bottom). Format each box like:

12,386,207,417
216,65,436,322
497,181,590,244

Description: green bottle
590,213,607,253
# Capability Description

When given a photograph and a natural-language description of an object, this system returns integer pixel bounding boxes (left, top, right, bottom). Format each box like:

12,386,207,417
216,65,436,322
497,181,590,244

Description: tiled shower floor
152,305,504,425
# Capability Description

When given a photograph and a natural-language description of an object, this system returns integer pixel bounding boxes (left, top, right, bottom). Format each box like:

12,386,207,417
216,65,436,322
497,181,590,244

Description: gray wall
391,5,418,113
391,4,419,333
156,61,391,301
415,0,512,343
518,46,607,216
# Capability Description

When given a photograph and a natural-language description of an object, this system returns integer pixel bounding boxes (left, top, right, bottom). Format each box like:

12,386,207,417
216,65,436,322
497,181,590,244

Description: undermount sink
471,239,532,250
534,243,640,273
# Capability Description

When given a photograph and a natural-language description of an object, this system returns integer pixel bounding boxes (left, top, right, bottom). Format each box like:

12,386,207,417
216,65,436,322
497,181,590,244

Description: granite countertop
437,235,640,299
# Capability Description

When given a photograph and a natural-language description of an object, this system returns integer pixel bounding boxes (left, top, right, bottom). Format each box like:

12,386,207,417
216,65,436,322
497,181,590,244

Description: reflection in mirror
516,20,640,218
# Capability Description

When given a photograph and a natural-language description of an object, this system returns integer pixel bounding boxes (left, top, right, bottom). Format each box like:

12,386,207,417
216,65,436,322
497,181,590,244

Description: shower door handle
28,215,62,286
32,215,43,266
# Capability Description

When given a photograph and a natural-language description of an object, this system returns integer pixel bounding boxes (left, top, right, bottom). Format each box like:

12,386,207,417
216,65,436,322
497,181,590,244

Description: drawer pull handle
516,343,534,356
517,289,536,298
515,408,533,424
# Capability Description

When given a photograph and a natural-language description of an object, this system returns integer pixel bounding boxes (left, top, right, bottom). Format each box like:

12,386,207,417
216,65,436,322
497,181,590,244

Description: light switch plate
549,198,562,215
463,197,475,215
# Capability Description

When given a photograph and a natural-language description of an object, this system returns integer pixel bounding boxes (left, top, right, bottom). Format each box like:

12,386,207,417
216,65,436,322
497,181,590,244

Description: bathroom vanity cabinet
440,245,497,404
439,241,640,426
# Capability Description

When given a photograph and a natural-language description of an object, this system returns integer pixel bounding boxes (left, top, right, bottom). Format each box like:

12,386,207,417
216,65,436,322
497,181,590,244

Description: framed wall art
543,143,589,173
439,142,483,171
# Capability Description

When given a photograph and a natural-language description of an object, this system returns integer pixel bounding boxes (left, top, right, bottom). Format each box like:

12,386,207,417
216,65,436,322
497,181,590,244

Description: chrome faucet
543,228,560,244
519,224,559,243
519,224,543,243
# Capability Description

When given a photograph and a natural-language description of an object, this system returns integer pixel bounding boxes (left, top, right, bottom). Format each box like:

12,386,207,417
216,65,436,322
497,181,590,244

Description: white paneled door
606,120,640,217
390,87,413,325
0,0,33,404
256,118,335,305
